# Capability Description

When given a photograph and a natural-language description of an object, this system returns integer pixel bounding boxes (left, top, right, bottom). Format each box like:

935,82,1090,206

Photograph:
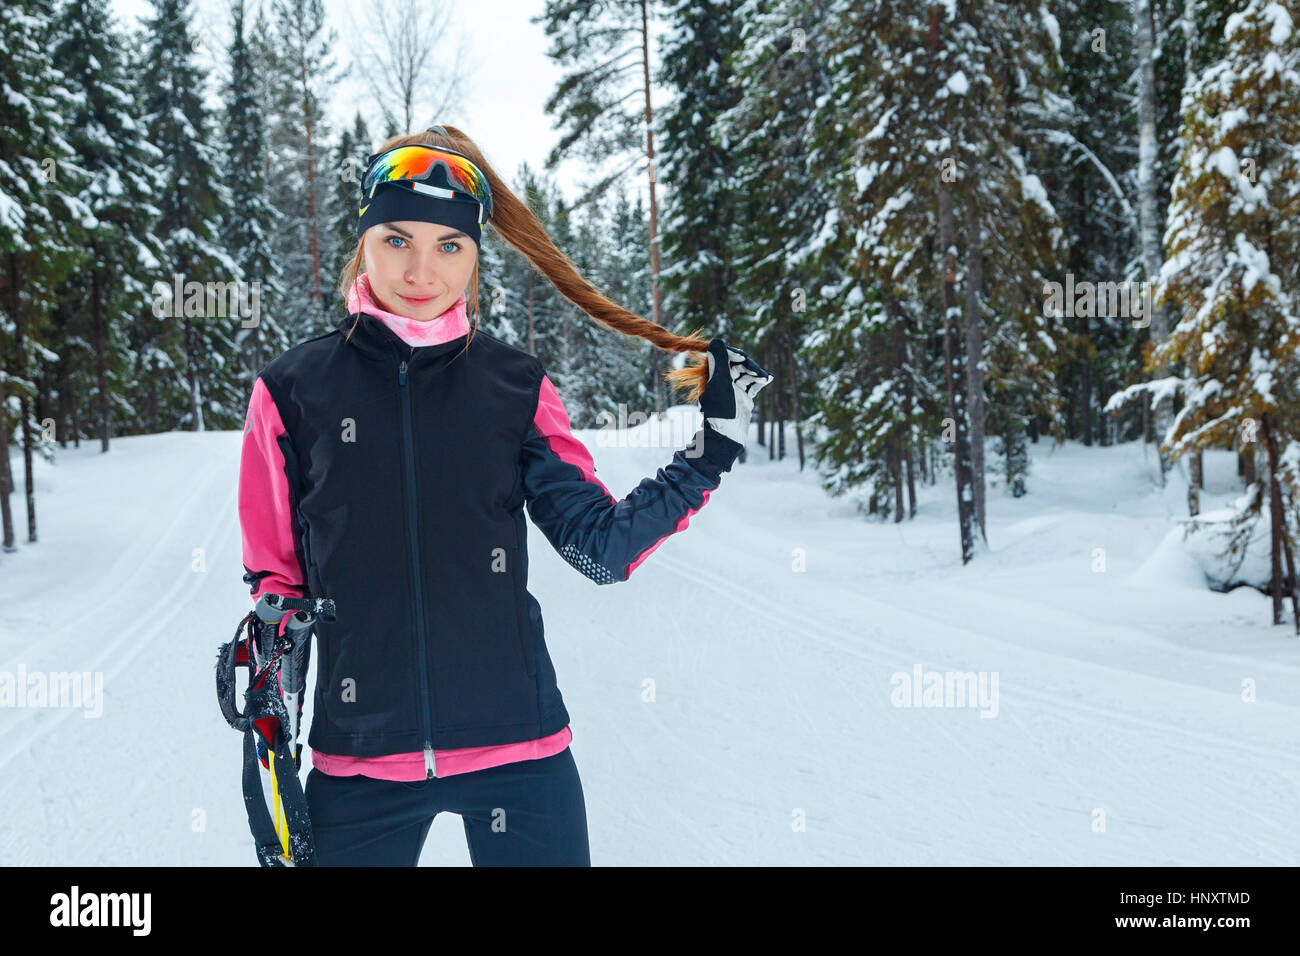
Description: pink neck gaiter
345,272,471,347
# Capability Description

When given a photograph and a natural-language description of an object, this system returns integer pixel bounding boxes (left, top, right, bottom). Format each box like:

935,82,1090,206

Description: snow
1,423,1298,864
0,184,23,231
1206,145,1240,181
4,85,34,114
865,106,896,142
1228,1,1294,47
1262,2,1294,45
1216,107,1249,132
1040,9,1061,53
945,70,969,96
1262,50,1286,81
1235,231,1280,299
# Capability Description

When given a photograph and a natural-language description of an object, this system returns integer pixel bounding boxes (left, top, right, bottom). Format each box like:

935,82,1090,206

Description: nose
403,248,444,290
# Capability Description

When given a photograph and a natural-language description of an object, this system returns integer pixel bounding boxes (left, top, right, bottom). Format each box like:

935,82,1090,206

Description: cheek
365,247,400,280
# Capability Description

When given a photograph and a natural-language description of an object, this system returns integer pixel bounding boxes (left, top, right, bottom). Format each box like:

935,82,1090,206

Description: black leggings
303,745,591,866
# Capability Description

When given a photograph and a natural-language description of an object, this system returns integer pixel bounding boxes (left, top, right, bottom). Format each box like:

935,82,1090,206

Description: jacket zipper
398,356,437,778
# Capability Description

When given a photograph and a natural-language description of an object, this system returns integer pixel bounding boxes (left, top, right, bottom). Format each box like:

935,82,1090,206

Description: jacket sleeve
238,375,308,604
519,371,745,585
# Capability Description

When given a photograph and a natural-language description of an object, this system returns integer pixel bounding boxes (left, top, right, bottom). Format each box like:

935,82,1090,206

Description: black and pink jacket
238,275,745,781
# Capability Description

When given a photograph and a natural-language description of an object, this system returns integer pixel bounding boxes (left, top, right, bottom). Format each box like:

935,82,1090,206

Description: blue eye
384,236,460,253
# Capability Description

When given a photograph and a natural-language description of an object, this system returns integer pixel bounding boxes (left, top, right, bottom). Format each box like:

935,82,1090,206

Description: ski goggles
360,144,493,226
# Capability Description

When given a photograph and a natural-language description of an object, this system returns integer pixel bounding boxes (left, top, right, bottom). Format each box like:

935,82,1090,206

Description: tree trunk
526,268,536,358
1080,313,1093,446
1077,172,1093,447
1263,414,1286,625
8,251,37,543
1241,443,1256,486
773,344,786,460
55,337,69,448
92,265,111,451
1281,508,1300,635
0,286,13,551
892,434,904,522
785,332,804,470
905,441,917,518
963,222,986,543
299,57,323,315
0,430,13,552
186,314,203,431
939,182,975,563
639,0,664,413
1188,450,1202,516
887,289,915,518
1135,0,1171,480
183,249,204,432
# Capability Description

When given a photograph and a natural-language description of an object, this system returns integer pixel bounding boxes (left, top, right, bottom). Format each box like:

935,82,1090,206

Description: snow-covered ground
2,409,1297,865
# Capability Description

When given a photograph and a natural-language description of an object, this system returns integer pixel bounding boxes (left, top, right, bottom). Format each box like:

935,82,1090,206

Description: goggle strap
411,182,458,200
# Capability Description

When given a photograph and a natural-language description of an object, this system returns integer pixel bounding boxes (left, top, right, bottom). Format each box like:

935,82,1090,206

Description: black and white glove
699,338,774,447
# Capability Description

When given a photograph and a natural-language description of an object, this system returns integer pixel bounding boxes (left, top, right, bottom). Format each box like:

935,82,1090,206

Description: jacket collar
336,310,469,363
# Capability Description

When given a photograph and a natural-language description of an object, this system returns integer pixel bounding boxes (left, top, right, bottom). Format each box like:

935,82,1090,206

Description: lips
398,293,435,305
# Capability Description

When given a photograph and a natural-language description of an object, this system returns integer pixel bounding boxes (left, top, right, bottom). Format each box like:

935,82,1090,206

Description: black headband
356,184,485,246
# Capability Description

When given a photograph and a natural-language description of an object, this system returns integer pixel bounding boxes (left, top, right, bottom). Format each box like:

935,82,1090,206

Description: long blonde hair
338,125,713,401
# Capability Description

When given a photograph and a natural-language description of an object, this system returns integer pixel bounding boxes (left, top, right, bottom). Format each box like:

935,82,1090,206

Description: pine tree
1045,0,1140,450
805,0,1064,551
478,163,560,355
48,0,165,453
560,188,657,431
224,0,288,389
265,0,340,336
601,185,656,419
137,0,241,432
325,113,371,321
1153,0,1300,628
533,0,671,409
722,0,834,468
0,0,96,547
658,0,745,351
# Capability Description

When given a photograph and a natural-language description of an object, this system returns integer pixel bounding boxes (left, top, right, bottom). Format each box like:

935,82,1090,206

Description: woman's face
362,219,478,320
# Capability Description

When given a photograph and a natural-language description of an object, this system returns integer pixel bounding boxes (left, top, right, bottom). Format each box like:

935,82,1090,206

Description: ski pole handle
253,593,336,625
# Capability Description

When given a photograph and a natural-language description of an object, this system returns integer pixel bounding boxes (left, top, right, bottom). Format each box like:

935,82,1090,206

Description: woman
237,124,772,866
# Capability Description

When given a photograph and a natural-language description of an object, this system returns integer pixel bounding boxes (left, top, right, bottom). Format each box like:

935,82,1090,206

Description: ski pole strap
242,726,316,867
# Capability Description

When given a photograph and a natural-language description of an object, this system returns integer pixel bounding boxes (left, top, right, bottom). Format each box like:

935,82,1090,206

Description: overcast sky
107,0,673,209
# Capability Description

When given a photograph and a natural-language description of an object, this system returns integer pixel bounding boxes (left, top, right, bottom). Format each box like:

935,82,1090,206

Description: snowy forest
3,0,1300,629
2,0,1300,870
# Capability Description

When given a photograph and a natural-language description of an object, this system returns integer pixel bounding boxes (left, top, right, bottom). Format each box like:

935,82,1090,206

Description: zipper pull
399,359,407,385
424,741,435,779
